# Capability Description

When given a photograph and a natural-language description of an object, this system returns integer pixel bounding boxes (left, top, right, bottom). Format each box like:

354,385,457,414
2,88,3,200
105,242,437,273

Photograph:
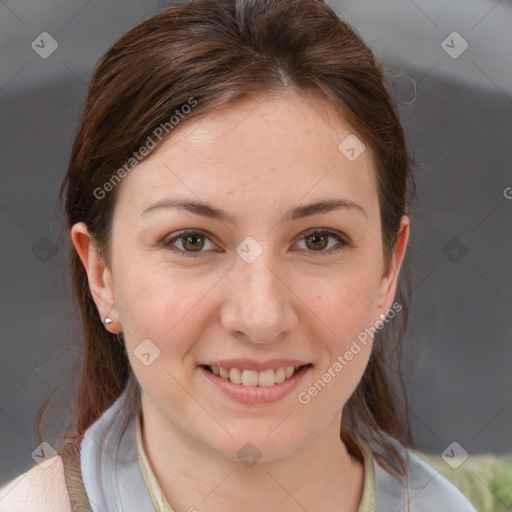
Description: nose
220,252,298,344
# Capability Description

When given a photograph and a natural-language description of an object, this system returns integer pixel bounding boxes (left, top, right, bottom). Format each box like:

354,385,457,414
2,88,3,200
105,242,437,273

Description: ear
376,215,410,317
70,222,122,333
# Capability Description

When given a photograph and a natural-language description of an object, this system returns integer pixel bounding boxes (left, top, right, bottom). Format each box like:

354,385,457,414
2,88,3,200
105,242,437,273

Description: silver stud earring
379,313,386,321
104,317,113,325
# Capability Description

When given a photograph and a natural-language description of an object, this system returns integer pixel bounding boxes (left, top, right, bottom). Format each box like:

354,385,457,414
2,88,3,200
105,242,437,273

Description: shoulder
410,449,512,512
402,449,477,511
0,455,71,512
364,430,477,511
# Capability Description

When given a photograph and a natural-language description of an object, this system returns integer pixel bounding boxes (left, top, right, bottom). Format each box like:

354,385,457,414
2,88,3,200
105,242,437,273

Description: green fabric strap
59,442,94,512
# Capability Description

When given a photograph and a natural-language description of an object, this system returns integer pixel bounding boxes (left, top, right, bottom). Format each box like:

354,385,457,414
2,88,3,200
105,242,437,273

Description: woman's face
74,90,409,462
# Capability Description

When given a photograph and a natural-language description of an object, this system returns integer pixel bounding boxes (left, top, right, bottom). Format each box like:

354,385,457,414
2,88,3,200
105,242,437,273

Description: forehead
115,91,379,221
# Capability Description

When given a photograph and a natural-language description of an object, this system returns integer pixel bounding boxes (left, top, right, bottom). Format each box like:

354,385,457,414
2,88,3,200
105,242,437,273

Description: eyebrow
140,197,367,223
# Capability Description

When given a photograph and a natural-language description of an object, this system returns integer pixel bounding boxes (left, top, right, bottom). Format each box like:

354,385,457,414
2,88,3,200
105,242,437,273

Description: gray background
1,0,511,487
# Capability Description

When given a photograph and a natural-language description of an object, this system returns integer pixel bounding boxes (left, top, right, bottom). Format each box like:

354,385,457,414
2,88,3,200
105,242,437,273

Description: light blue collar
80,383,154,512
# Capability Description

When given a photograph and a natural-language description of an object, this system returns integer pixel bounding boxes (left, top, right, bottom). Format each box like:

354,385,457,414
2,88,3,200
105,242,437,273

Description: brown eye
164,230,214,256
297,229,350,255
181,233,205,252
305,233,329,251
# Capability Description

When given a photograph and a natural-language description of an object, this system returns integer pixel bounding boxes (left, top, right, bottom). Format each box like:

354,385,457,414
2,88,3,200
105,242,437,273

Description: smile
201,364,312,387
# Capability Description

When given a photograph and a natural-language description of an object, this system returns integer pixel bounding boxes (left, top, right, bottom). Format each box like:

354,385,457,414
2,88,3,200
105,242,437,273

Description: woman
0,0,476,510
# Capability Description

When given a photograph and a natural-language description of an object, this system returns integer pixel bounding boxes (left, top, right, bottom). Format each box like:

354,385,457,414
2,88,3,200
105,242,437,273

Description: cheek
310,268,380,338
118,267,212,406
303,270,378,392
115,258,219,356
299,280,375,412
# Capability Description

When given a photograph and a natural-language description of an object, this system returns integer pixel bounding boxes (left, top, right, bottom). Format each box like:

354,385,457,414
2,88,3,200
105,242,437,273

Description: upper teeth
210,365,301,386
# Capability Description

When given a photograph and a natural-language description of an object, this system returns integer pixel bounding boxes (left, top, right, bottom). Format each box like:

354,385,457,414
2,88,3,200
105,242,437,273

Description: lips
199,363,312,405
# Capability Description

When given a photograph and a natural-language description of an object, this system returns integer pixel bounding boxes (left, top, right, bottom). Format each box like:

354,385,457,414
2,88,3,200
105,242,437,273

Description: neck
140,394,364,512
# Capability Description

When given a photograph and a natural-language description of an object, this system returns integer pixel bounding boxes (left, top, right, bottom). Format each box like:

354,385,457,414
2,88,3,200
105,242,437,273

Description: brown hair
39,0,416,480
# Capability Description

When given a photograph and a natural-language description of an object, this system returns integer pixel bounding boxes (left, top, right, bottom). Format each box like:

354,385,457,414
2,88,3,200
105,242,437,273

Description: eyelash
162,228,351,258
